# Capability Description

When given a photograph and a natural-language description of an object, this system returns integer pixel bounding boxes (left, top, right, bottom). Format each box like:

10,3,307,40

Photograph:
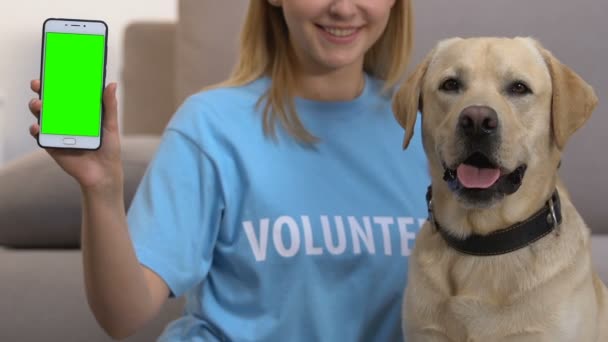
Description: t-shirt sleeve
126,128,224,297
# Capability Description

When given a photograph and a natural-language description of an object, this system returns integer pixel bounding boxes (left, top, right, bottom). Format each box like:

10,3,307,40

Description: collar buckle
547,195,559,232
428,199,437,230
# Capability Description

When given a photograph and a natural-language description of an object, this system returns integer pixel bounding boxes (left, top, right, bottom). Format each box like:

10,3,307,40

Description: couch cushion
0,136,159,248
0,248,184,341
175,0,247,104
122,22,177,136
591,235,608,283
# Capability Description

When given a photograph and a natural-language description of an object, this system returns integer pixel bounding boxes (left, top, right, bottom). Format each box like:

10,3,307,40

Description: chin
315,55,364,71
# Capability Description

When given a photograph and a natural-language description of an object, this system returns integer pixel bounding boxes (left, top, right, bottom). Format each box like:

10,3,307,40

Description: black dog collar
426,187,562,256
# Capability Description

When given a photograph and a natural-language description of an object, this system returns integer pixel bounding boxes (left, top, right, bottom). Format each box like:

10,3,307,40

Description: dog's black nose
458,106,498,137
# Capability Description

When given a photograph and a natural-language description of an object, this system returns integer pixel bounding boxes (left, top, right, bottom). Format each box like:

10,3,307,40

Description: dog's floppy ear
392,51,433,149
537,45,598,150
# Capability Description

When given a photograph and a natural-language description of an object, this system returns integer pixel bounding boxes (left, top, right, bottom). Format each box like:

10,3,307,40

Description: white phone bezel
38,19,107,150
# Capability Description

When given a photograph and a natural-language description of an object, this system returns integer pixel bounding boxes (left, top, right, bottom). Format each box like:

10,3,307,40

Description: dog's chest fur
404,207,602,341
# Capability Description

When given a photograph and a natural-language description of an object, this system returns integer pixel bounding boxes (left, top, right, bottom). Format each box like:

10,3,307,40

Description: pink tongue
457,164,501,189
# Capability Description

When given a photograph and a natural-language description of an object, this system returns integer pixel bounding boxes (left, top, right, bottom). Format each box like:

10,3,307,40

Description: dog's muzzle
439,105,526,204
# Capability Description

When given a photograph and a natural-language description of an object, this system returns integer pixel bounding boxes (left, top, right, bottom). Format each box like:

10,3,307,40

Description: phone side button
63,138,77,145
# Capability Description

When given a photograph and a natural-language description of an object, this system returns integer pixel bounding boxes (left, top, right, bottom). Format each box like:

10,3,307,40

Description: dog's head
393,37,597,209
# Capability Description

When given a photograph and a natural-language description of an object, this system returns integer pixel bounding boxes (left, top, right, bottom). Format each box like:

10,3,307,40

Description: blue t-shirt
127,75,429,341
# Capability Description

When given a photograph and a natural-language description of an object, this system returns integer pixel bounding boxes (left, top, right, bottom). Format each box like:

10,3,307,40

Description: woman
28,0,428,340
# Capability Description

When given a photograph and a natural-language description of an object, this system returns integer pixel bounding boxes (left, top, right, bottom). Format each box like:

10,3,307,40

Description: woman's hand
28,80,124,192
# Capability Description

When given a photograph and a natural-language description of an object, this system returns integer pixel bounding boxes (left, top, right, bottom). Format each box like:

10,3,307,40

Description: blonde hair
217,0,414,143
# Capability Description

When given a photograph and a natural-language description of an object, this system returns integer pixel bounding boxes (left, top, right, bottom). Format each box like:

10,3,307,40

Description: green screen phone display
41,32,105,137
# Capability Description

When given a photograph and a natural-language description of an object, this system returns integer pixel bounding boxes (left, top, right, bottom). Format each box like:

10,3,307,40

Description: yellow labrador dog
393,37,607,342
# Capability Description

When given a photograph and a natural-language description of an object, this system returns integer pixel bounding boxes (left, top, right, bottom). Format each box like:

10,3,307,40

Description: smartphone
38,18,108,150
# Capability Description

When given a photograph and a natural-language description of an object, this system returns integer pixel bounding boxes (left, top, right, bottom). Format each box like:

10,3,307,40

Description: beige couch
0,1,606,341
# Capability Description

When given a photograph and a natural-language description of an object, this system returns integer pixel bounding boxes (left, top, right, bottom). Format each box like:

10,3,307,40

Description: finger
103,83,119,130
29,124,40,137
30,80,41,94
29,99,41,117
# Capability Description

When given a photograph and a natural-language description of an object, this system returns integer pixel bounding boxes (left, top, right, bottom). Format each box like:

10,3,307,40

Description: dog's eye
508,81,532,96
440,78,461,92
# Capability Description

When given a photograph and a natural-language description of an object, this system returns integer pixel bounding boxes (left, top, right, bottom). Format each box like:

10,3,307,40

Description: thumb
103,83,119,131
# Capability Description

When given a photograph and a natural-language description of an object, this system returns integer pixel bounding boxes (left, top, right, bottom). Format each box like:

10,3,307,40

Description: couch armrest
122,22,177,136
0,136,159,248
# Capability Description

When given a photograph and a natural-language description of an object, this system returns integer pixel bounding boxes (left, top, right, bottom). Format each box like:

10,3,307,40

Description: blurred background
0,1,606,341
0,0,177,164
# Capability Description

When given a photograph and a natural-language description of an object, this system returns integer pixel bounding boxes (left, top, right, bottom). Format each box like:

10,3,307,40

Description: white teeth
323,27,357,37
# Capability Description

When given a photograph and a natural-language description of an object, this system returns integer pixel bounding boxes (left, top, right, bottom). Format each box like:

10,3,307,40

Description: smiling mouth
316,24,360,38
443,152,527,197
